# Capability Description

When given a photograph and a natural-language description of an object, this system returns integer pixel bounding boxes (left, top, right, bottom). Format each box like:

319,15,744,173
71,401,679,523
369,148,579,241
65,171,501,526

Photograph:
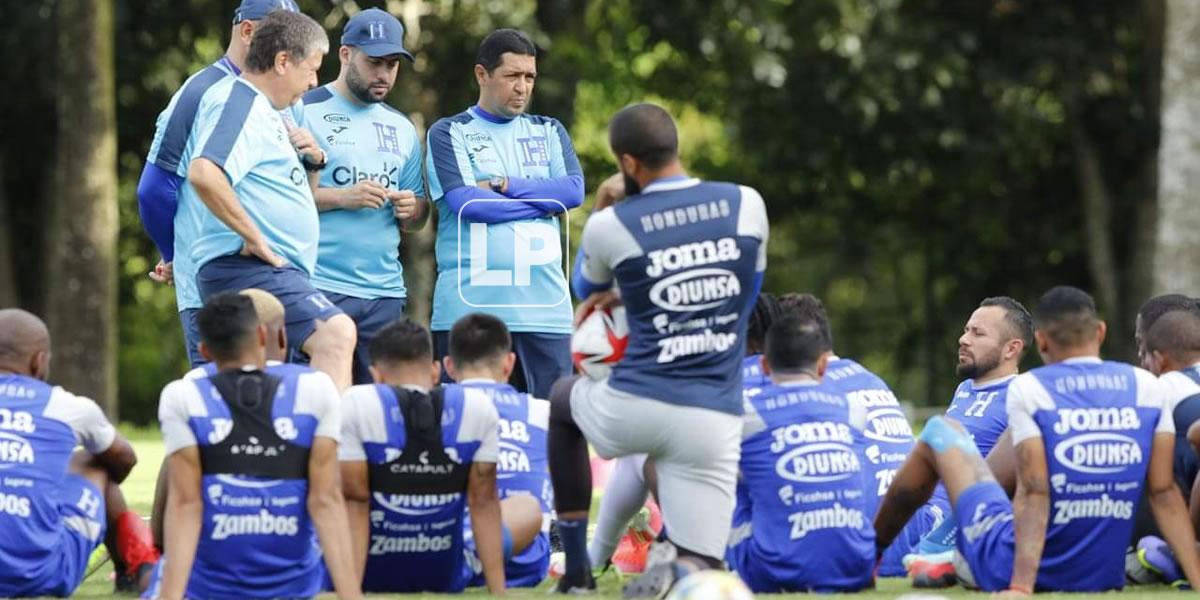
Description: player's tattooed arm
467,461,507,595
160,447,204,600
1010,437,1050,595
1146,432,1200,588
308,437,364,600
339,460,371,580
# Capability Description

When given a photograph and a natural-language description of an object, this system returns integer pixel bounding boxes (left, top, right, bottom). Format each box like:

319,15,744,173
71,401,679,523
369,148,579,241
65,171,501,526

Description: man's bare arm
340,460,371,580
1147,432,1200,587
1009,438,1050,594
159,448,204,600
308,437,363,599
187,157,284,267
467,461,506,595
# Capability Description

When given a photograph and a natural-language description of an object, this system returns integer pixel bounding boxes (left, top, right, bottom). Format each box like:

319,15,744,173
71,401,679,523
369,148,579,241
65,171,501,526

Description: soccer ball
571,305,629,379
666,570,755,600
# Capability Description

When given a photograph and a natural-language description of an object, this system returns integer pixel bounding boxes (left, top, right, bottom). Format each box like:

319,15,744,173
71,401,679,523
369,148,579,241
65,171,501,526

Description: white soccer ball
571,305,629,380
666,570,755,600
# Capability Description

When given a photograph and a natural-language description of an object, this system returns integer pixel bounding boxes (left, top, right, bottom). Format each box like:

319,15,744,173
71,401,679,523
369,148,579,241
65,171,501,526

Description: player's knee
313,314,357,356
919,415,979,456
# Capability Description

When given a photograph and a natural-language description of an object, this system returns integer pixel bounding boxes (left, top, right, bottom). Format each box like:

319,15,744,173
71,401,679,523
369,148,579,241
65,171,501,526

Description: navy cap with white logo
233,0,300,24
341,8,414,62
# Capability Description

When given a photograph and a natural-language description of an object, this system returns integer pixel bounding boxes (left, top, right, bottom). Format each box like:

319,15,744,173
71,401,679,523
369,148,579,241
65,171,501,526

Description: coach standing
300,9,429,385
426,29,584,399
136,0,301,366
186,11,358,391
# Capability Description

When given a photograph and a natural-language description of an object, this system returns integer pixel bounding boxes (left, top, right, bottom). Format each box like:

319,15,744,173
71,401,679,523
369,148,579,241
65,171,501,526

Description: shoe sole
622,564,676,600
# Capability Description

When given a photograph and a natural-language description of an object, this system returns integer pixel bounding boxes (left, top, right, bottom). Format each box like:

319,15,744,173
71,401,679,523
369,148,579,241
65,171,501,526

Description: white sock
588,455,650,566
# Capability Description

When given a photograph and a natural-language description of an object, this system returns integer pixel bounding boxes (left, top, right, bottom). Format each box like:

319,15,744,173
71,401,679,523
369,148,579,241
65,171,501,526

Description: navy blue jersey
729,381,874,591
1004,358,1169,591
575,178,769,415
157,365,341,599
339,383,499,593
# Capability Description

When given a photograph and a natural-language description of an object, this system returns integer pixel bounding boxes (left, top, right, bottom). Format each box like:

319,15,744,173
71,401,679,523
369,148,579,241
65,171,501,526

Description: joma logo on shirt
1051,407,1140,435
645,238,740,278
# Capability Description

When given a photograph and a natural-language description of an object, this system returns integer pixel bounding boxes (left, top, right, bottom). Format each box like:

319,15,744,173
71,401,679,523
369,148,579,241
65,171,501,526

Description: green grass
71,431,1186,598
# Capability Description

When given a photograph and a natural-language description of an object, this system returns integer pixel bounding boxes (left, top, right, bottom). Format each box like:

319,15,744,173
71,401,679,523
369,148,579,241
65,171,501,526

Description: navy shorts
954,481,1015,592
179,308,204,368
197,255,344,360
321,291,406,385
10,474,107,598
433,330,571,400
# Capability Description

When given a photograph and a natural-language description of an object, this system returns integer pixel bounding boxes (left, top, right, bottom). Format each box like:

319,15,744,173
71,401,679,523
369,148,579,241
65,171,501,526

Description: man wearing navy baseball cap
135,0,302,370
299,8,429,386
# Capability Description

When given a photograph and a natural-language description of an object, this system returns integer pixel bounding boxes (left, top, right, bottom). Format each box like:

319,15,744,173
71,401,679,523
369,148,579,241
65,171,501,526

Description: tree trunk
1071,121,1127,352
1154,0,1200,295
0,163,15,308
45,0,118,416
1129,0,1165,323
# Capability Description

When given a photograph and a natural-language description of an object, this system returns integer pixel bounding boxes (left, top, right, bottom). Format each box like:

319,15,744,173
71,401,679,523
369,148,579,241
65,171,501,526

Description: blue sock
916,512,957,554
559,517,591,579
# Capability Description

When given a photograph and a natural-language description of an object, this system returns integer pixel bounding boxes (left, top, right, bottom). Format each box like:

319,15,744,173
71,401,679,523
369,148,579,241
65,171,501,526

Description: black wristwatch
302,151,327,172
489,176,505,193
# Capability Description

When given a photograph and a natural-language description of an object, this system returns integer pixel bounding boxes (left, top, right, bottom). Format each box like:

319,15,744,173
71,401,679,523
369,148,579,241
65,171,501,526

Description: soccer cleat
612,506,657,574
1126,546,1160,584
621,560,696,599
1137,536,1187,588
553,569,597,595
909,555,957,589
903,549,954,572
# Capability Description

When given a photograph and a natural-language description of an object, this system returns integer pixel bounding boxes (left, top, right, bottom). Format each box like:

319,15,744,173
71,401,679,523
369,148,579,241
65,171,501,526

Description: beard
956,349,1001,380
346,62,386,104
623,172,641,196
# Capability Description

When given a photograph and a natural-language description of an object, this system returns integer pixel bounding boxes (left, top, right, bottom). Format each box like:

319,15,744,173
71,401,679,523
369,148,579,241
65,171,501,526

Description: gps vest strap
199,369,309,479
368,387,470,495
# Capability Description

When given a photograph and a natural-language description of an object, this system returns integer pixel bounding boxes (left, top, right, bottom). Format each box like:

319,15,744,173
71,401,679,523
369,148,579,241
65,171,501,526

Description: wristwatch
302,150,327,172
489,176,505,193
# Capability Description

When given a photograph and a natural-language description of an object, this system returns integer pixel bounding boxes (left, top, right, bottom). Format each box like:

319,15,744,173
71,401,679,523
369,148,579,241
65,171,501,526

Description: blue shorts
14,474,107,598
179,308,204,368
466,530,547,588
196,255,344,360
463,523,516,588
434,331,571,400
726,534,873,593
321,292,406,385
878,497,949,576
954,481,1015,592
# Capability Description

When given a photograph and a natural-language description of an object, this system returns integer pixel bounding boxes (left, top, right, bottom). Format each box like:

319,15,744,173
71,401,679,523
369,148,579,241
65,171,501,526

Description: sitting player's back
0,375,109,596
342,381,499,592
727,316,874,592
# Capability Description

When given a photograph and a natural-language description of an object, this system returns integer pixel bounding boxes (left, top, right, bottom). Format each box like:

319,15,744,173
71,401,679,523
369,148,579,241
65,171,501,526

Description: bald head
609,103,679,170
1146,309,1200,373
0,309,51,379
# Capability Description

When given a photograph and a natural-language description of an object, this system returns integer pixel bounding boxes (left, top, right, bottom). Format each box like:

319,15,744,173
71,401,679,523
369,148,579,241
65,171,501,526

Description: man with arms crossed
874,286,1200,593
552,103,768,596
426,29,584,399
302,9,429,385
187,10,358,390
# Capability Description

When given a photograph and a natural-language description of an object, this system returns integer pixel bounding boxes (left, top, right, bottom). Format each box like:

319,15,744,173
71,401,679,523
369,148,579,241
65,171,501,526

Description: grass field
70,428,1187,598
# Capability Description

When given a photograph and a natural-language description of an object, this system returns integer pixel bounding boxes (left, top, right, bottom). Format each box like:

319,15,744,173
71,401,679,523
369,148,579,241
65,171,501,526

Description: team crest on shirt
517,136,550,167
374,123,403,156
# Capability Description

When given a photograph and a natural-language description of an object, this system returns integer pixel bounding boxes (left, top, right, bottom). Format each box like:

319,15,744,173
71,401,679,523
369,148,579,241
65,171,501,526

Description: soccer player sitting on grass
151,293,361,600
0,309,158,597
874,286,1200,593
726,314,875,592
337,318,542,594
444,313,552,587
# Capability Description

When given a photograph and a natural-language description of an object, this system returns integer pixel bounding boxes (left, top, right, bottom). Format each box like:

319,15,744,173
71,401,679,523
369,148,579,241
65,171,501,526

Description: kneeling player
0,309,158,597
338,319,542,593
874,287,1200,592
151,293,361,600
445,313,552,587
727,314,875,592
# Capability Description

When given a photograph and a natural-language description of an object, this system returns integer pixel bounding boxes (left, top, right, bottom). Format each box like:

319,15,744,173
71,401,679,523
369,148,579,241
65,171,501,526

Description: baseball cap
232,0,300,24
341,8,414,62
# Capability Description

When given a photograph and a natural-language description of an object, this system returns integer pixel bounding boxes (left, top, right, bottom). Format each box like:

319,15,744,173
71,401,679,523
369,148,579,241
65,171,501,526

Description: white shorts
570,377,742,559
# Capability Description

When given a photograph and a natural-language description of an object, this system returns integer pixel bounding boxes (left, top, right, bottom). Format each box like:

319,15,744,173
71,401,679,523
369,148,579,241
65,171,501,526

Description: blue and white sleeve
195,82,259,186
398,133,426,197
